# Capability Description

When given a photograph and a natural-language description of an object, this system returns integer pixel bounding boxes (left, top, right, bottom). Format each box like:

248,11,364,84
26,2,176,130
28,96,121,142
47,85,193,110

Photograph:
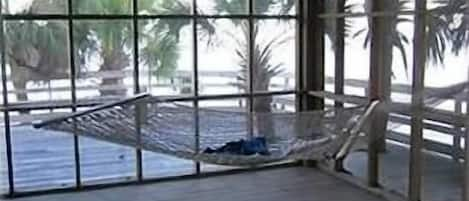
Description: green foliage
73,0,132,14
213,0,294,93
214,0,295,15
5,0,91,78
140,23,180,78
6,21,66,61
433,0,468,59
349,0,469,69
230,22,287,92
352,0,412,72
6,0,214,86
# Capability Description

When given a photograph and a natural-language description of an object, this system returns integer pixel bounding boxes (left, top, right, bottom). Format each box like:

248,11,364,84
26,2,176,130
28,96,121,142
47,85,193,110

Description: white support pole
408,0,427,200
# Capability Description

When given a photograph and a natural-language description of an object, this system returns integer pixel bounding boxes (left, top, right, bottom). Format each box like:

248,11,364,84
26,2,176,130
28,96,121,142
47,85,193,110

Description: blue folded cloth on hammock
203,137,270,156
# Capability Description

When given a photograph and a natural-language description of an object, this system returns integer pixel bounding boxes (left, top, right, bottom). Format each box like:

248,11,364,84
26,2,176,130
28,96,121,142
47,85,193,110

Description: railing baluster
454,99,463,161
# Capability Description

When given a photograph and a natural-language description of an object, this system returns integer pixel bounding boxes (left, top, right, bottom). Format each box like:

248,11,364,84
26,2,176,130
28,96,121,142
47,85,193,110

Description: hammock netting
35,96,376,166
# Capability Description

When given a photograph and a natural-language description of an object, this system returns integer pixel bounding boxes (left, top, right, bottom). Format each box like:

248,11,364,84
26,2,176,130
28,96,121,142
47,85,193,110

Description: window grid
0,0,300,196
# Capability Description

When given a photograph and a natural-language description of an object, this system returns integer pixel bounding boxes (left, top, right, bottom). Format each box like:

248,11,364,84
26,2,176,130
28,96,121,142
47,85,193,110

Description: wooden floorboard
345,142,463,201
3,167,385,201
2,127,464,201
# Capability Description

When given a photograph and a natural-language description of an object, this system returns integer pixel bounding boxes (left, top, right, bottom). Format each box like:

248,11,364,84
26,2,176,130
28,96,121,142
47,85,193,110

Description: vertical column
301,0,325,111
0,0,14,195
248,0,254,100
295,0,304,112
67,0,82,188
247,0,255,139
192,0,201,174
464,3,469,200
334,0,345,108
369,0,394,155
454,99,462,161
464,68,469,201
367,0,394,187
131,0,144,182
409,0,427,200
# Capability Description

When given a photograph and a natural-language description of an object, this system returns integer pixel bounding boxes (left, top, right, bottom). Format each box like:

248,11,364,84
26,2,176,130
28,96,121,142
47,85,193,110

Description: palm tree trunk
236,21,276,140
12,79,27,102
99,49,129,97
253,96,274,139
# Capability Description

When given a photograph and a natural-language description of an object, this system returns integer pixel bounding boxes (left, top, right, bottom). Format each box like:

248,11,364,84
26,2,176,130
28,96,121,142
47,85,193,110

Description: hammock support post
334,100,382,172
408,0,427,200
301,0,325,112
300,0,325,167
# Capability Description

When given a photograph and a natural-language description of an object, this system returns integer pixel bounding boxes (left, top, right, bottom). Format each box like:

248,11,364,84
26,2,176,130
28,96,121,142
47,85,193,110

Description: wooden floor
346,142,463,201
2,127,465,201
1,167,385,201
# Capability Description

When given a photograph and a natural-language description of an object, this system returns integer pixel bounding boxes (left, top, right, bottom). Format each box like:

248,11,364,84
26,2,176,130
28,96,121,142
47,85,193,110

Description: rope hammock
33,94,381,166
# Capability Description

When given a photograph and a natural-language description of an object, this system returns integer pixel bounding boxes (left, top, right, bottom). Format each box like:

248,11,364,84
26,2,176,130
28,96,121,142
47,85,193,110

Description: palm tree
6,0,214,101
349,0,468,83
74,0,217,97
433,0,469,62
211,1,295,138
344,0,469,151
213,0,294,99
74,0,148,97
5,0,90,102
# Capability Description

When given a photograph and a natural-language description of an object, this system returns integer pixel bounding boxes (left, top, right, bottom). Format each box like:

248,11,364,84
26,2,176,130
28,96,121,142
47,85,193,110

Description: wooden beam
464,66,469,201
465,103,469,201
367,0,395,187
295,0,304,112
301,0,325,111
307,91,467,127
409,0,427,200
464,3,469,200
453,100,463,161
334,0,345,108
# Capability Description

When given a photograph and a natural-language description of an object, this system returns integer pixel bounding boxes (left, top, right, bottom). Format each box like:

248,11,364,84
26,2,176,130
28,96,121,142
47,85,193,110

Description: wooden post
367,0,393,187
409,0,427,200
334,0,345,108
295,0,304,112
331,0,346,171
368,0,393,154
464,68,469,201
454,99,463,161
301,0,325,111
464,2,469,201
299,0,324,167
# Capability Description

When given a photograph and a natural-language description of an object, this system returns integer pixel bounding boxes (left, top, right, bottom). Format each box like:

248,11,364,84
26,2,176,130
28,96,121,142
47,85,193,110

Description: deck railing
0,69,466,195
1,69,464,159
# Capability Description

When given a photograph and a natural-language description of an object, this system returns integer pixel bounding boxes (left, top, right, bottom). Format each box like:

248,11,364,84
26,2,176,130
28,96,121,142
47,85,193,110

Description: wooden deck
1,126,466,201
1,167,386,201
345,142,463,201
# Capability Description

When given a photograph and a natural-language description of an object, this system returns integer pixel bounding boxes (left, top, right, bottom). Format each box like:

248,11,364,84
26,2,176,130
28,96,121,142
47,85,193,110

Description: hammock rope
33,94,382,166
